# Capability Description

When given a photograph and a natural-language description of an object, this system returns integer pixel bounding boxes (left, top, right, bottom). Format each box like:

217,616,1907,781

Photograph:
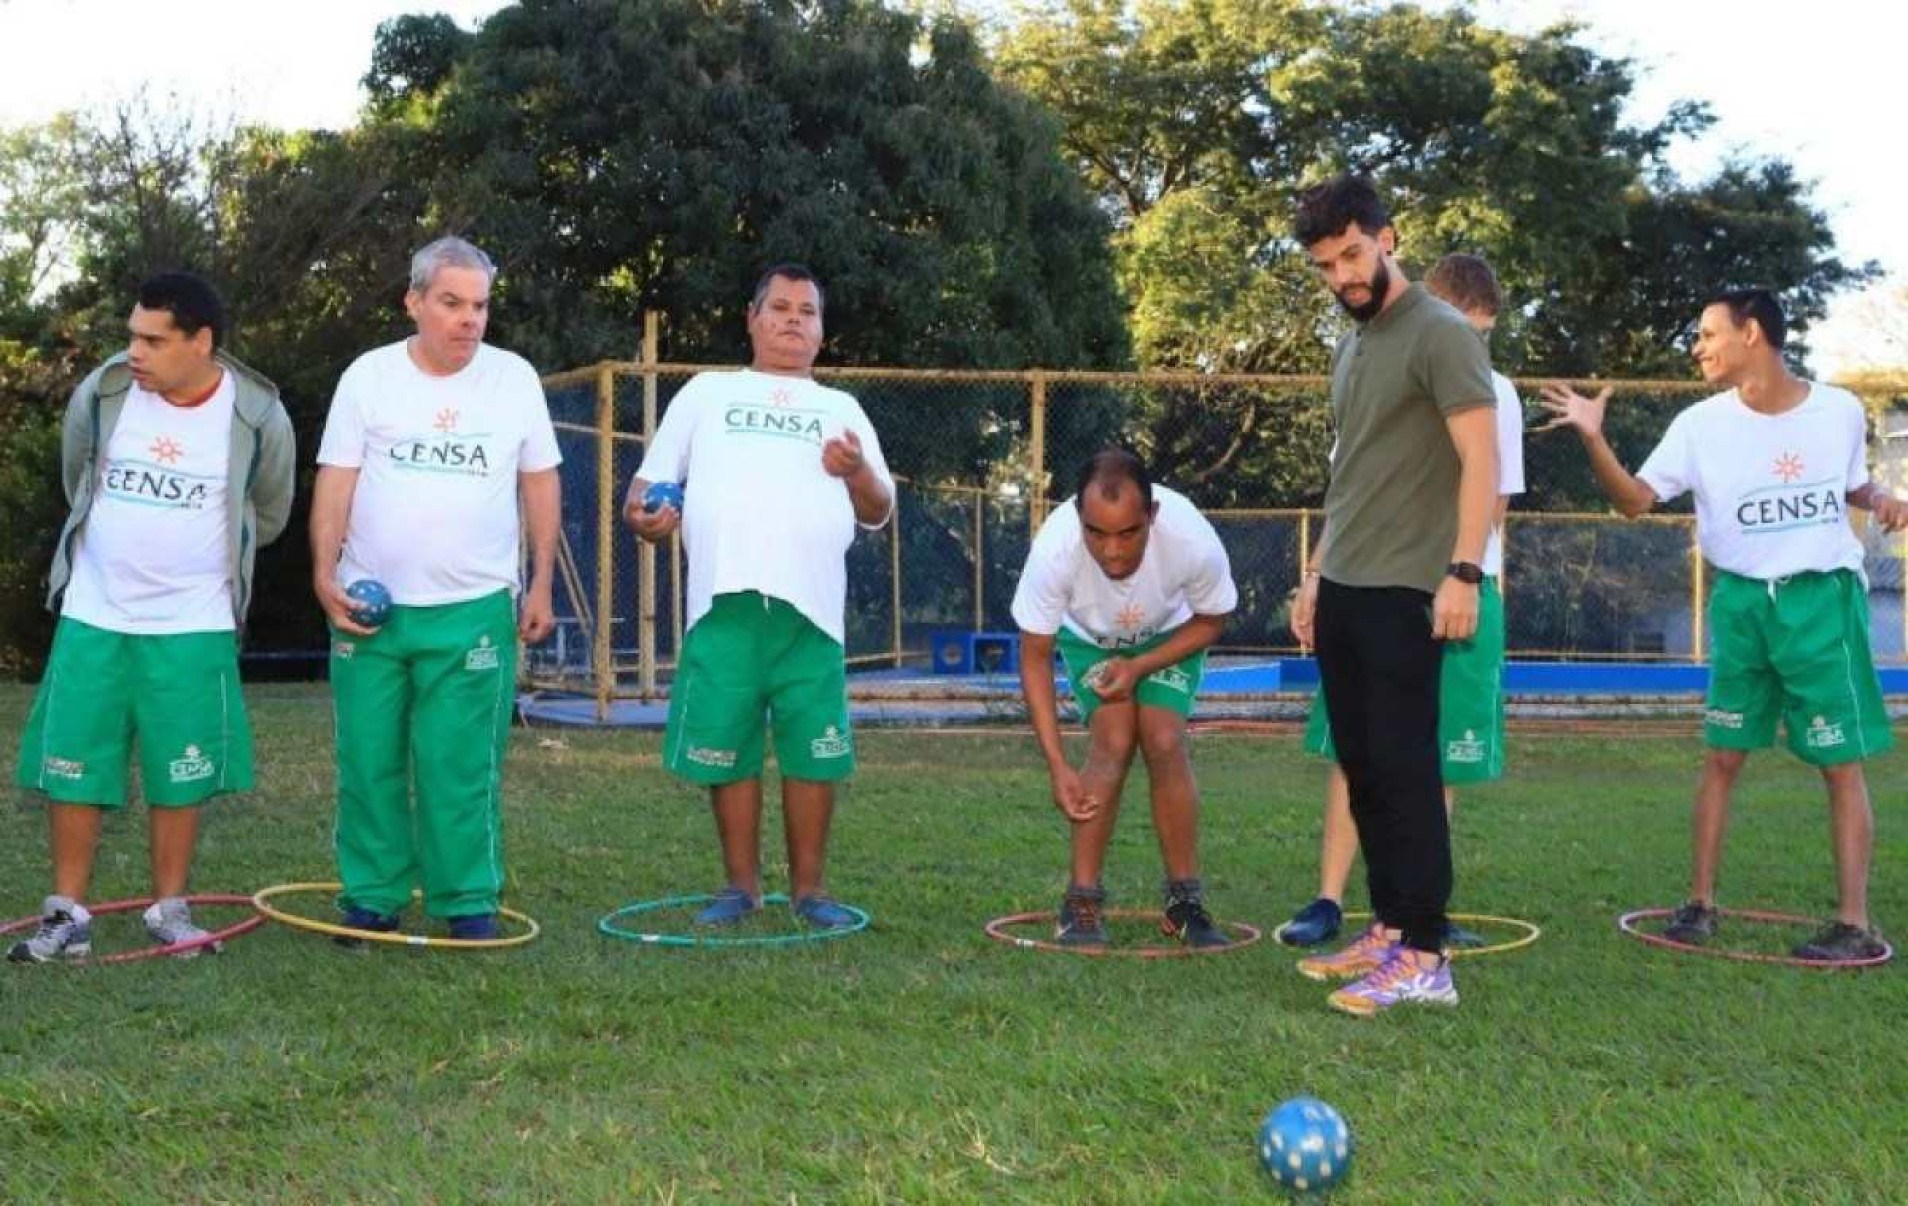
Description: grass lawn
2,683,1903,1202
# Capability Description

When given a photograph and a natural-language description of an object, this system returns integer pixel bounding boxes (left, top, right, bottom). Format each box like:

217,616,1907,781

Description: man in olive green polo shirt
1285,176,1499,1016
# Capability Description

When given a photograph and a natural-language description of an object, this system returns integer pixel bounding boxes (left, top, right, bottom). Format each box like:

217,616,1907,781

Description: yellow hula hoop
1333,910,1542,958
252,882,540,950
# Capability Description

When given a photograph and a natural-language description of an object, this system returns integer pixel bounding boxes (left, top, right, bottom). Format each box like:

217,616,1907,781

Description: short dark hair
1293,175,1391,248
751,263,825,313
1425,253,1503,316
137,271,227,350
1072,448,1153,510
1704,288,1786,350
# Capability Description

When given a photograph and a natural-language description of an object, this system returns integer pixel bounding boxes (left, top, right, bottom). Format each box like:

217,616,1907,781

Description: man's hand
1049,763,1099,822
1432,576,1479,641
1086,657,1140,703
1291,574,1320,652
622,478,681,544
822,428,867,478
314,577,377,637
519,580,556,644
1873,492,1908,533
1537,383,1612,439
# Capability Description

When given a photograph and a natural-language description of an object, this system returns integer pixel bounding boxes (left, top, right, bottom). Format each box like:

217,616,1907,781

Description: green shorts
1704,569,1892,767
14,617,254,808
1304,576,1506,785
1057,625,1207,723
664,591,854,785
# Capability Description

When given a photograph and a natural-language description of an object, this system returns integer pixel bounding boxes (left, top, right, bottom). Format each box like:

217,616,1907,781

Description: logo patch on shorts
809,725,852,760
168,744,215,784
1804,715,1847,749
1705,709,1745,730
42,756,85,781
1446,729,1486,764
465,636,500,671
333,641,356,660
685,746,738,769
1147,665,1192,694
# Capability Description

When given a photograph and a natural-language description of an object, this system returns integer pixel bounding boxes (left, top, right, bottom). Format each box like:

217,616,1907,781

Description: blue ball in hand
1257,1097,1353,1193
643,481,684,514
345,579,393,628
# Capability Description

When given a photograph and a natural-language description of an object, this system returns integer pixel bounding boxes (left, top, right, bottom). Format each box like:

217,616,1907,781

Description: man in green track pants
310,237,561,942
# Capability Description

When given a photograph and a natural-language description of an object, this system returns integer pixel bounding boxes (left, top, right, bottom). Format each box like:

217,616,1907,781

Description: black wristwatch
1445,561,1484,585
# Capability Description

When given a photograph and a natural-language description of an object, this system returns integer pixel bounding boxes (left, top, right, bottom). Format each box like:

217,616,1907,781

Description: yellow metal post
1029,370,1048,537
638,311,660,701
593,364,615,723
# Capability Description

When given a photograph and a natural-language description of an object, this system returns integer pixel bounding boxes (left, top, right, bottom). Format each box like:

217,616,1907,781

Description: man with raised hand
1282,253,1525,952
311,236,561,943
11,272,295,963
624,264,893,930
1012,449,1238,948
1541,288,1903,962
1286,175,1499,1016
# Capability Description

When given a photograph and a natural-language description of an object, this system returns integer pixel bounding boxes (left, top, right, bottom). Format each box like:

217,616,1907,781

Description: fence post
1029,370,1048,538
638,310,660,701
593,364,615,723
973,488,985,632
1689,521,1705,664
890,492,903,667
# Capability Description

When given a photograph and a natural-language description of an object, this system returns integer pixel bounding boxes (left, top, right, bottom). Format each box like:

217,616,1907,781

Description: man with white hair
310,236,561,942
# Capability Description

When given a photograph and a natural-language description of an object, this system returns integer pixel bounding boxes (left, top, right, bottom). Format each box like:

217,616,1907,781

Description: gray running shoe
1056,884,1108,946
1792,921,1886,963
1663,901,1719,945
7,897,93,963
143,898,220,957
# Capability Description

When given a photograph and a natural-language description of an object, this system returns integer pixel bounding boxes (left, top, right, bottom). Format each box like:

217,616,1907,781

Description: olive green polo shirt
1320,284,1495,594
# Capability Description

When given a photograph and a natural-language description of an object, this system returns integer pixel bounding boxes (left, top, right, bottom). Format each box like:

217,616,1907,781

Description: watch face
1448,562,1482,584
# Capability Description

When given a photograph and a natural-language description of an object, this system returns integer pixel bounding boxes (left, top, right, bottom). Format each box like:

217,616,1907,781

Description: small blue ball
643,481,684,514
345,579,393,628
1257,1096,1353,1193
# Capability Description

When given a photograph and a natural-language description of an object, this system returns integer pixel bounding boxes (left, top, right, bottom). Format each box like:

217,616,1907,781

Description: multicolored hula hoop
0,893,265,964
252,882,540,950
1303,910,1542,959
1617,906,1893,969
598,893,871,947
984,907,1263,957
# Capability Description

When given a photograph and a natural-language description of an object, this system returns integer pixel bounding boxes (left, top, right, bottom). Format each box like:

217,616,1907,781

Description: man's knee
1136,711,1188,767
1704,748,1750,780
1088,707,1139,765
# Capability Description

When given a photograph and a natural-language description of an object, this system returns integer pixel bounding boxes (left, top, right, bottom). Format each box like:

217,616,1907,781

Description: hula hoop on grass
984,908,1263,957
597,893,870,947
0,893,264,964
1289,910,1542,959
1617,907,1893,969
252,882,539,950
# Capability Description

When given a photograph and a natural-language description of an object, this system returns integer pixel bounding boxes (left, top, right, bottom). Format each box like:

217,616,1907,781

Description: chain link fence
529,353,1908,714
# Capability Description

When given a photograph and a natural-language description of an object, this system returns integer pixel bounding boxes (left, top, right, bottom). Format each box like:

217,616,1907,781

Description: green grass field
2,684,1903,1202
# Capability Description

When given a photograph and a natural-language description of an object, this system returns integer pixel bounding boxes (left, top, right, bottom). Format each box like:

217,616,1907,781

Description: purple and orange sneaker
1296,922,1397,982
1327,948,1458,1017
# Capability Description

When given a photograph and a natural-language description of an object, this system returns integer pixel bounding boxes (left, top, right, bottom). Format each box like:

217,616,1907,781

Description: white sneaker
7,896,93,963
143,898,220,957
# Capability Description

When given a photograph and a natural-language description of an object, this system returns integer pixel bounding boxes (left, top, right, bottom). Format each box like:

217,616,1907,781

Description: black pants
1314,578,1451,953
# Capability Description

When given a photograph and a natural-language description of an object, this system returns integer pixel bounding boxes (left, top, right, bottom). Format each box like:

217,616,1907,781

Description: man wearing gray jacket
10,272,295,963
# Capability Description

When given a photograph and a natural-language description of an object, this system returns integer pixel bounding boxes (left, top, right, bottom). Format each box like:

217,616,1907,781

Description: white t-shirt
1483,371,1526,576
1637,382,1869,580
634,369,894,644
1011,486,1237,648
317,341,562,605
63,375,236,634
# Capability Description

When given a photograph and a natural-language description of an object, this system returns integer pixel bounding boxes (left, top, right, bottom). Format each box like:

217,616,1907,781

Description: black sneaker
1055,885,1107,946
1163,879,1230,948
1663,901,1718,945
1792,921,1886,963
1278,897,1343,948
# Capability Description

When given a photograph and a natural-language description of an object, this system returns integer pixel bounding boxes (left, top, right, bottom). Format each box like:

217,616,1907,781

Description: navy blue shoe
334,906,400,949
1277,897,1343,948
694,887,761,926
1055,884,1108,946
447,913,500,941
792,894,858,930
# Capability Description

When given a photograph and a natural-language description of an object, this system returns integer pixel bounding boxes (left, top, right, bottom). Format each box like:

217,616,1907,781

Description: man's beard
1334,256,1391,323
